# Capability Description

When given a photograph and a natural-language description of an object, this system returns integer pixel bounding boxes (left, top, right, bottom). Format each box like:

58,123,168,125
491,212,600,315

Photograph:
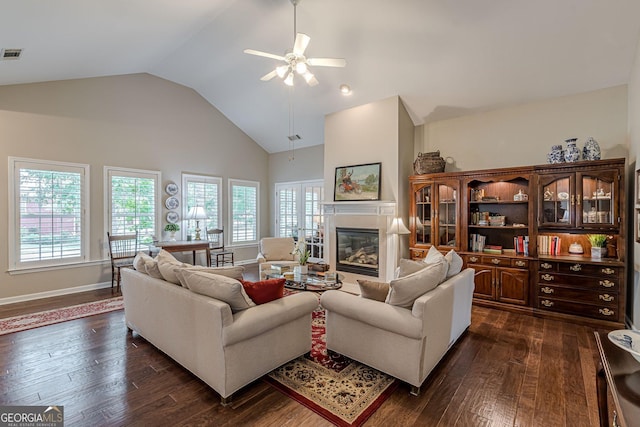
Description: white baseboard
0,281,113,306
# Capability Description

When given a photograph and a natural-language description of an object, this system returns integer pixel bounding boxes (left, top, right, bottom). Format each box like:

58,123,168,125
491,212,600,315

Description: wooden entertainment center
409,158,626,327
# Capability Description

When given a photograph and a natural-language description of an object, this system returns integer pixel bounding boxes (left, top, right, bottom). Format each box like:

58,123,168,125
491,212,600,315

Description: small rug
266,305,398,426
0,297,124,335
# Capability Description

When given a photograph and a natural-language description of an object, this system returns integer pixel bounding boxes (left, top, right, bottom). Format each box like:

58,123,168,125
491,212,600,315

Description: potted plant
292,239,311,275
587,234,608,259
164,223,180,241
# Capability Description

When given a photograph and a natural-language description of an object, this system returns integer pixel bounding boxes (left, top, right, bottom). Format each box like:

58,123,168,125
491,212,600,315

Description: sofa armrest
320,291,422,339
256,253,266,263
223,292,318,346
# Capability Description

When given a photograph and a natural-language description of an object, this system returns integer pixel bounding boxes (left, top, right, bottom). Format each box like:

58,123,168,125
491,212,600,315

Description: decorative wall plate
165,196,179,210
166,211,179,224
165,182,179,195
608,330,640,363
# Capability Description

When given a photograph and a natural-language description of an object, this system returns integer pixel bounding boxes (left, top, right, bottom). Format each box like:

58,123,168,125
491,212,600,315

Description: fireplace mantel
322,201,397,216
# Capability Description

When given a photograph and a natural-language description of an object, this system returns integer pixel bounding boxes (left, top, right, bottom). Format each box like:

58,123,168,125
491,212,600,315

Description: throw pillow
397,258,427,278
157,250,190,284
184,265,244,281
423,246,449,283
178,269,255,313
385,258,448,309
357,279,390,302
145,260,163,279
133,251,154,272
240,278,285,304
444,250,463,278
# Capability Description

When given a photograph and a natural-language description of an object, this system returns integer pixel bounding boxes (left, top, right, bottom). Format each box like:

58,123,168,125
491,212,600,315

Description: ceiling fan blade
307,57,346,67
244,49,286,61
260,70,278,81
293,33,310,56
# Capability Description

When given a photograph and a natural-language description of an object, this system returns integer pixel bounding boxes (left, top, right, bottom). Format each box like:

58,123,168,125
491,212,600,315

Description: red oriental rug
266,305,399,427
0,297,124,335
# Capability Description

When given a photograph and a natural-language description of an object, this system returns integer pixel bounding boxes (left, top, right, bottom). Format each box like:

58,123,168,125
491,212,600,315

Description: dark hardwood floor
0,265,608,426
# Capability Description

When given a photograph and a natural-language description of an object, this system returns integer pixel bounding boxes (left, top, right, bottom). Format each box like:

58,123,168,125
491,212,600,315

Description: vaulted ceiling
2,0,640,153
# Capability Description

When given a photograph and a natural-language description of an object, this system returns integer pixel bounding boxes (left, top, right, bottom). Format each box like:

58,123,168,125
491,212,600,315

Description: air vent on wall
288,134,301,141
1,49,23,60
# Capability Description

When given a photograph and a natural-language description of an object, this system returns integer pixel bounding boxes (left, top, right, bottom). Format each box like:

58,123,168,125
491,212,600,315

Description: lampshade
187,206,208,220
284,72,294,86
388,217,410,235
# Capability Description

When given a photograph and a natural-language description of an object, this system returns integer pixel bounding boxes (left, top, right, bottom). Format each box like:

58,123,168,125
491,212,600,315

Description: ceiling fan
244,0,346,87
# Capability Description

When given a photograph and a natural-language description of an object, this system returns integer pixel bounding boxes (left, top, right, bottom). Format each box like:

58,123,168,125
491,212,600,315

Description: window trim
181,173,223,241
8,156,91,270
104,166,161,256
228,178,260,246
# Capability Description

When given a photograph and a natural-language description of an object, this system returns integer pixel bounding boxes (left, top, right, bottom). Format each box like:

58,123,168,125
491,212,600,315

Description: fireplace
335,227,379,277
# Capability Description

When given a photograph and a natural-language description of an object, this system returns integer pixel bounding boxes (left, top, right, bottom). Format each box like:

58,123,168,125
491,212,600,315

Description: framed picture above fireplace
334,162,381,201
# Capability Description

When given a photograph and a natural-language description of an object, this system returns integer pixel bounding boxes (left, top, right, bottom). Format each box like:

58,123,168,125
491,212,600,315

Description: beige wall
0,73,268,302
417,85,628,171
629,36,640,329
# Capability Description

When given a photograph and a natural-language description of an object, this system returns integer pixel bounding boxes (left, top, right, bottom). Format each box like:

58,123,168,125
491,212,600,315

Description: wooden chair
107,231,138,289
206,228,234,267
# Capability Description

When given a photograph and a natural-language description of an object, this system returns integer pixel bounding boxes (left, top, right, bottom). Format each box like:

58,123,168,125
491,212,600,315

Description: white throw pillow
423,246,448,283
397,258,427,278
444,250,463,278
145,260,163,279
386,258,447,309
174,265,244,288
178,269,255,312
133,251,154,273
157,250,190,284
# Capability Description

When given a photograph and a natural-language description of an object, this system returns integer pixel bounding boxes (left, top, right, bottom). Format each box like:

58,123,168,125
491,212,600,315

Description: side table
594,331,640,427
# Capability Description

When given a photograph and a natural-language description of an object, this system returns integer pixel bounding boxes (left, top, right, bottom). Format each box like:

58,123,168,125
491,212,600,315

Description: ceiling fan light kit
244,0,345,87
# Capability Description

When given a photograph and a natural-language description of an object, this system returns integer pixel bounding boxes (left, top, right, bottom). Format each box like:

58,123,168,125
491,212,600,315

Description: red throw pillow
240,278,285,305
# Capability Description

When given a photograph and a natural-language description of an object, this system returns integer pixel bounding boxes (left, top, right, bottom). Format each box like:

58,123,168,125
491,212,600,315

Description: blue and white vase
547,145,565,164
582,137,601,161
564,138,580,162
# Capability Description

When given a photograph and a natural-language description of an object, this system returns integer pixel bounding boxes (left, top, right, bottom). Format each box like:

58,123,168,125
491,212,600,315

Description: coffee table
266,271,342,292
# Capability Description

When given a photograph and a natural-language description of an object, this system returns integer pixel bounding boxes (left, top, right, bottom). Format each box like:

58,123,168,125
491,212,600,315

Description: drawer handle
599,280,615,288
570,264,582,272
515,260,526,267
541,299,554,307
541,286,554,294
598,308,614,316
540,262,553,270
601,268,615,275
599,294,614,302
492,258,500,265
469,256,478,262
541,274,554,281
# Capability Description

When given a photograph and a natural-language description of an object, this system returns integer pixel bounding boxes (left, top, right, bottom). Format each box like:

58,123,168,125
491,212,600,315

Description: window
182,174,222,239
9,157,90,269
275,180,324,259
105,167,160,245
229,179,259,244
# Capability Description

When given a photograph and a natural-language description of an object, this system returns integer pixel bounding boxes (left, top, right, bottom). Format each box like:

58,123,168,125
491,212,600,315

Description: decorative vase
547,145,565,164
590,247,607,259
169,231,176,241
564,138,580,162
293,265,308,275
582,137,601,161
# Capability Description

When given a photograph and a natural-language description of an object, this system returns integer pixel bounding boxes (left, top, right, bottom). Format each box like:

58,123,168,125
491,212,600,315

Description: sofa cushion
145,260,164,279
259,237,295,261
157,250,190,284
240,278,285,304
445,250,463,278
357,279,390,302
178,269,255,312
179,265,245,283
385,258,448,309
423,246,449,283
398,258,427,278
133,251,154,273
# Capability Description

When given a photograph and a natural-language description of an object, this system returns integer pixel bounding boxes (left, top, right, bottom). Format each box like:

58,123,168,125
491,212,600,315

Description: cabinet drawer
538,273,619,291
537,298,619,321
481,256,509,266
538,261,557,271
537,285,617,307
511,259,529,269
556,263,621,277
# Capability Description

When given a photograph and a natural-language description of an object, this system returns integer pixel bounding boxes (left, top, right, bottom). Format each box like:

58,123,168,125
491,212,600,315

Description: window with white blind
8,157,90,269
275,180,324,259
229,179,259,244
182,174,222,239
105,167,160,245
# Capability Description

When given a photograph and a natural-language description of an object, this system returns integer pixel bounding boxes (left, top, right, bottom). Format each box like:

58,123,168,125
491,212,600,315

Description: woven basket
413,151,446,174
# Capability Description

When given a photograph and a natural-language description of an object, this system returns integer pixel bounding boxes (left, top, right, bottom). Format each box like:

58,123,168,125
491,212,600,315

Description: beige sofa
256,237,299,278
121,268,318,404
320,267,474,394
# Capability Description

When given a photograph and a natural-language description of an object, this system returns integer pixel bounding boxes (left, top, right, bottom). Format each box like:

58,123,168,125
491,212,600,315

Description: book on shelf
537,235,560,255
483,244,502,255
469,233,486,252
513,235,529,256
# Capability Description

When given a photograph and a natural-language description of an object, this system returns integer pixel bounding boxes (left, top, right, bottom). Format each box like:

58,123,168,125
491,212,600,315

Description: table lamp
187,206,208,240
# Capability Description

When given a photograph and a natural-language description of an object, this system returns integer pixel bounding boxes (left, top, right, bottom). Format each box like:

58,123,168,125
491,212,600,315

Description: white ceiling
2,0,640,153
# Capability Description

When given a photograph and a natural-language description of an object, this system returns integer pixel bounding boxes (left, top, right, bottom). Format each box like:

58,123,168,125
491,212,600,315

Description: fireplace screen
336,227,379,277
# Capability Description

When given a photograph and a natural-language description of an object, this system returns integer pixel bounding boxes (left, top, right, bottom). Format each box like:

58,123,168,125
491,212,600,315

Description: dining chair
107,231,138,289
206,228,234,267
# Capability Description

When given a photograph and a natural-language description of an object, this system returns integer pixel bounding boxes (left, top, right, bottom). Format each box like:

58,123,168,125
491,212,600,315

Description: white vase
294,265,308,275
169,231,177,241
591,247,606,259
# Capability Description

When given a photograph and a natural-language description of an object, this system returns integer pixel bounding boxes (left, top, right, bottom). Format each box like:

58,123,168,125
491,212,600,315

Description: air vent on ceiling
288,134,301,141
2,49,23,60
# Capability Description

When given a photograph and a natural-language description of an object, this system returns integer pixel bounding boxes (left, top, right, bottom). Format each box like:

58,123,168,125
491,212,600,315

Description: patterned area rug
0,297,124,335
266,305,399,427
